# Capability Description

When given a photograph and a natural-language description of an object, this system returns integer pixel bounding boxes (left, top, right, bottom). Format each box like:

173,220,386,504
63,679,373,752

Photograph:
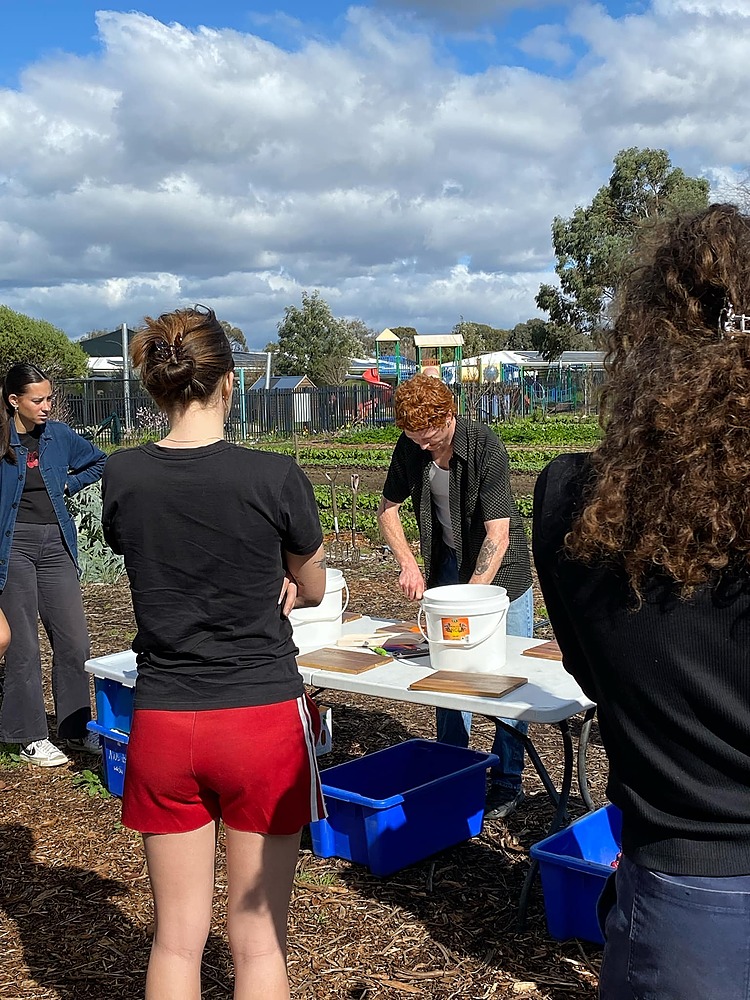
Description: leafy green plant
71,768,111,799
515,494,534,518
0,743,22,767
312,488,418,546
66,483,125,584
495,415,601,446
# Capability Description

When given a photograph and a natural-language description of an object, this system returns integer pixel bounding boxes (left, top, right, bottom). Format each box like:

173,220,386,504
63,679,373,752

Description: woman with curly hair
533,203,750,999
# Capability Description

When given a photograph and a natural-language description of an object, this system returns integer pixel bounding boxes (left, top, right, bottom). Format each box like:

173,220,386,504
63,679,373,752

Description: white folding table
301,617,597,924
86,618,597,924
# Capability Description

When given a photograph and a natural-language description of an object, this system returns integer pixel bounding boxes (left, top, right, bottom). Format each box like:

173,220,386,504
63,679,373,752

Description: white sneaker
65,732,101,755
20,738,70,767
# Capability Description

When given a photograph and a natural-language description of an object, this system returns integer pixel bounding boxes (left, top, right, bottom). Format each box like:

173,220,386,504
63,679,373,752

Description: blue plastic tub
309,739,498,877
94,676,135,735
87,721,129,798
530,803,623,944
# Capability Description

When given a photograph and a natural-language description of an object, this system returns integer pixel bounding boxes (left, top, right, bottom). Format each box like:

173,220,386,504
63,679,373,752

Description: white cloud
0,4,749,346
517,24,575,66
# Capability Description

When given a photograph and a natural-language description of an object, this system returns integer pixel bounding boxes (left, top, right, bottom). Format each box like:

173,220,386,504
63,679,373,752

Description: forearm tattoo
474,539,498,576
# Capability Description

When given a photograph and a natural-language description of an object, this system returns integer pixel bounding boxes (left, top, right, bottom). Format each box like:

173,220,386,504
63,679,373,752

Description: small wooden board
342,611,362,623
297,647,393,673
522,639,562,661
408,671,527,698
376,622,421,634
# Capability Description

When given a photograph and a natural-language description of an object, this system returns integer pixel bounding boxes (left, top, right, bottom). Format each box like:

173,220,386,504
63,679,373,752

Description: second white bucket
290,568,349,652
417,584,510,673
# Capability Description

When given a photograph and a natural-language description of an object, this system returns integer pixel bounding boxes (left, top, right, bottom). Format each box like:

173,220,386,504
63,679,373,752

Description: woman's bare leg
225,827,301,1000
143,821,218,1000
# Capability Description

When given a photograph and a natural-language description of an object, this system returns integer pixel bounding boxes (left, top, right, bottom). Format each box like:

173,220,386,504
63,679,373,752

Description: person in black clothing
378,373,534,818
533,204,750,1000
102,306,326,1000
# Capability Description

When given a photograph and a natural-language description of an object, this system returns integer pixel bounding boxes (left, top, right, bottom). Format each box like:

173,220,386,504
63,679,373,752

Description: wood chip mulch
0,557,607,1000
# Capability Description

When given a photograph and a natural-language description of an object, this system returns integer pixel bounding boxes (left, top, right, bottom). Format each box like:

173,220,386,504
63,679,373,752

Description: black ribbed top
533,453,750,876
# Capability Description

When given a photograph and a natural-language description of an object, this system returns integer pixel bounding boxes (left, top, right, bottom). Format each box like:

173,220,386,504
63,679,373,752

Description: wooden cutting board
297,647,393,673
376,622,421,634
408,671,528,698
522,639,562,661
342,611,362,623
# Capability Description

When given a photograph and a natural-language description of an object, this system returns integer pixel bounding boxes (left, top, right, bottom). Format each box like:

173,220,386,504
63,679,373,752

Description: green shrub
67,483,125,584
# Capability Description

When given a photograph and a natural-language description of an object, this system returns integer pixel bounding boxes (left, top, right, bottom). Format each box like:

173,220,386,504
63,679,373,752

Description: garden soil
0,471,607,1000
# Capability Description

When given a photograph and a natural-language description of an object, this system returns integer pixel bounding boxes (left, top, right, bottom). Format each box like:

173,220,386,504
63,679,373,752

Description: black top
16,427,56,524
383,417,532,600
102,441,323,711
533,453,750,876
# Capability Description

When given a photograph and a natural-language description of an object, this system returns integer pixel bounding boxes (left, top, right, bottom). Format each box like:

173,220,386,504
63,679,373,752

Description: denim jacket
0,420,107,590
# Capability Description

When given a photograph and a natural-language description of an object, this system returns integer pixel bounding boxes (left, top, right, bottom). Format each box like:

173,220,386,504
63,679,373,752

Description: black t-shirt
17,426,57,524
102,441,324,712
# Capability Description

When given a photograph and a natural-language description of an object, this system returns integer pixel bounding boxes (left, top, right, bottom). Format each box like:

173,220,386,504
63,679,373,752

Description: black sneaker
484,787,525,820
65,732,101,755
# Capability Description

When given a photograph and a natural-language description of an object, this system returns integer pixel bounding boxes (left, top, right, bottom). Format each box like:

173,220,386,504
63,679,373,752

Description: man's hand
378,496,426,601
398,563,427,601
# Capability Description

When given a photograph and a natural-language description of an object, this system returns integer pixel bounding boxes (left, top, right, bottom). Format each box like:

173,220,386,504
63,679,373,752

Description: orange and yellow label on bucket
441,616,470,641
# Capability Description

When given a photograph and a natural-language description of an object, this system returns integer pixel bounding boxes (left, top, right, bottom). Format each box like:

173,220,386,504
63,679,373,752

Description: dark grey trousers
0,522,91,744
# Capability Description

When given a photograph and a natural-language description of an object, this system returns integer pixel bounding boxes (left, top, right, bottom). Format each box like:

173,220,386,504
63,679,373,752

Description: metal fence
58,368,603,445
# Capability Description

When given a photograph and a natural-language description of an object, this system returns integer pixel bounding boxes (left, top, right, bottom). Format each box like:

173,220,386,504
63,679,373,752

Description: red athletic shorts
121,695,326,835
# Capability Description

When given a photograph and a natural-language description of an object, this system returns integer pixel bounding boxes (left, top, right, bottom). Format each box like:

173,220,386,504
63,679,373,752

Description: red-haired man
377,374,533,818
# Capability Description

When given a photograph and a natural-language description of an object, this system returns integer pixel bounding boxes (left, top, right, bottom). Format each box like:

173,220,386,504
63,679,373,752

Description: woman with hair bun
102,305,326,1000
533,204,750,999
0,362,105,766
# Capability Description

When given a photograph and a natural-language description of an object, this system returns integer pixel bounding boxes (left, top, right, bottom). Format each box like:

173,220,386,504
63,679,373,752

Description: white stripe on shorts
297,695,326,822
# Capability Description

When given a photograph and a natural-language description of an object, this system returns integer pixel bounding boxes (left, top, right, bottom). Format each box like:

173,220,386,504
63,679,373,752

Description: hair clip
153,339,179,363
719,302,750,340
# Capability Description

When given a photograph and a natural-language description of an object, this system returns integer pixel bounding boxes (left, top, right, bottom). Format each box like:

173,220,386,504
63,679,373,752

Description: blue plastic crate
94,676,135,735
309,739,498,877
87,721,129,798
530,803,622,944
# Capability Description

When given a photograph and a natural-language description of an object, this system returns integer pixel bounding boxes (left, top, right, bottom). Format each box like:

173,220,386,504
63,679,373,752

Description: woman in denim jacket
0,363,106,766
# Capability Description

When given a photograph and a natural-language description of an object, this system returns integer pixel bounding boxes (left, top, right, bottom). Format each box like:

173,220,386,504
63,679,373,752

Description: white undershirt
429,462,455,549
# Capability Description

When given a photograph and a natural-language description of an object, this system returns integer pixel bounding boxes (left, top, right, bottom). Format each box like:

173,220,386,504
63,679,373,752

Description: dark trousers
432,545,532,791
0,522,91,744
599,853,750,999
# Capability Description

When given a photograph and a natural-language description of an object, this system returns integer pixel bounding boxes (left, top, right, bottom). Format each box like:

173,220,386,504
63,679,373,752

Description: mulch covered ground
0,476,608,999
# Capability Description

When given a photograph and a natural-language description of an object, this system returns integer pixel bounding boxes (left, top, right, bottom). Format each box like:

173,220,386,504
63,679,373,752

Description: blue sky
0,1,747,347
0,1,636,86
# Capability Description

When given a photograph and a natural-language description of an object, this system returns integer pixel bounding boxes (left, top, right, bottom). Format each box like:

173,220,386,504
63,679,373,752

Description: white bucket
417,584,510,674
290,568,349,652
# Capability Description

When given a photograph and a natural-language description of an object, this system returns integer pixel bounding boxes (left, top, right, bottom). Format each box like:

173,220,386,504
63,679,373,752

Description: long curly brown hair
566,203,750,595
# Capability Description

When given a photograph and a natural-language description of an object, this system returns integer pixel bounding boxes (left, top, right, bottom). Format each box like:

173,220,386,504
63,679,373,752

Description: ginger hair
566,203,750,595
394,373,457,431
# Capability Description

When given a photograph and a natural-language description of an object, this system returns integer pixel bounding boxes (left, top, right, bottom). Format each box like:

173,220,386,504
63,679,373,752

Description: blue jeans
598,853,750,999
432,547,533,792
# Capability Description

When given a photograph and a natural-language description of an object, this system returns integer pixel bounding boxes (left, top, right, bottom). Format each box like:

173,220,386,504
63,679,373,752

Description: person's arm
282,543,327,613
377,496,426,600
63,425,107,495
468,516,510,585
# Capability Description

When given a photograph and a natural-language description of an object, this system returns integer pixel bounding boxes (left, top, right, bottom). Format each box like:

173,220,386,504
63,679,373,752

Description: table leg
491,718,561,809
516,719,574,931
578,707,597,813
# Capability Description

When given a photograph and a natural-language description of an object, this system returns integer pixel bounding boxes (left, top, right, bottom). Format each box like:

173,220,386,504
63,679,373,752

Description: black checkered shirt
382,417,532,601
